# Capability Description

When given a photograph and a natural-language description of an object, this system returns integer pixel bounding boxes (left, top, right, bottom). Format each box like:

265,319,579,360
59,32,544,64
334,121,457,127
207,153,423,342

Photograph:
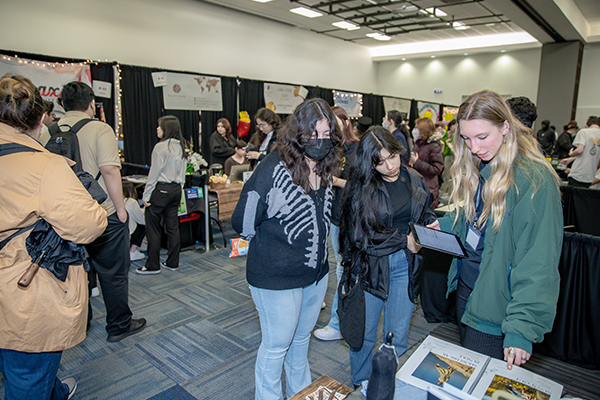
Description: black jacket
359,166,437,303
210,132,235,166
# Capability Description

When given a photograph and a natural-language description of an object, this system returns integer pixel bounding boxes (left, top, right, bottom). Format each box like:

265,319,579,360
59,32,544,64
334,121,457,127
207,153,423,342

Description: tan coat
0,123,107,353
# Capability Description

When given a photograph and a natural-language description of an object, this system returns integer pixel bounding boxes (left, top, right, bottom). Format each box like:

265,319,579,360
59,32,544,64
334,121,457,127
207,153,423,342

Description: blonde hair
450,90,560,232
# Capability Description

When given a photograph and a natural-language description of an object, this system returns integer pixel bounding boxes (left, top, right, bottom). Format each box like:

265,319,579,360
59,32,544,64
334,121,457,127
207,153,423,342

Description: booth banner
417,102,439,121
334,91,362,117
383,97,411,115
442,106,458,124
0,53,92,115
162,72,223,111
263,83,307,114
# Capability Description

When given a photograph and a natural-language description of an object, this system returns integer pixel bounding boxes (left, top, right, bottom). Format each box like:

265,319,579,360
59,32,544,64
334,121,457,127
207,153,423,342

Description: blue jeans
0,349,69,400
350,250,414,385
250,275,329,400
327,223,343,332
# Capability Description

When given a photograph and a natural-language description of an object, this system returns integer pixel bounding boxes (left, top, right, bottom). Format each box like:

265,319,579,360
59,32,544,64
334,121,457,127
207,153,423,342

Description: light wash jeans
349,250,414,386
327,223,343,332
250,274,329,400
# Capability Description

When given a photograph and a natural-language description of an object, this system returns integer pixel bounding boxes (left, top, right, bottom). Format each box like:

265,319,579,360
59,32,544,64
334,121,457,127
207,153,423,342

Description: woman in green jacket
428,90,563,370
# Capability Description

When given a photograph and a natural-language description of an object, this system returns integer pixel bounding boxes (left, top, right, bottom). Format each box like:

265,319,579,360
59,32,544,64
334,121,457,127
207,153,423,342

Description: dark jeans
456,280,504,360
0,349,68,400
86,212,133,336
145,182,182,270
568,177,591,188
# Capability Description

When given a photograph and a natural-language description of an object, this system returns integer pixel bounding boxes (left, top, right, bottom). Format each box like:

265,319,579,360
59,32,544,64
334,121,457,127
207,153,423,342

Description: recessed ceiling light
431,55,436,58
333,21,360,30
367,33,391,41
290,7,322,18
401,58,406,61
464,53,469,55
250,0,273,2
452,22,469,30
501,50,506,52
420,7,447,17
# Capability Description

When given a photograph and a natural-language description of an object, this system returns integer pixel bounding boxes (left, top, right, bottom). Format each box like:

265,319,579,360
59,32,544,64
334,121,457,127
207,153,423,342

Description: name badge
466,224,481,250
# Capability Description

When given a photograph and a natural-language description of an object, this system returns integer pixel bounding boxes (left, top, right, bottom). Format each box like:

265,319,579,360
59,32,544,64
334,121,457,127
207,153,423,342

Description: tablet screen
410,223,467,258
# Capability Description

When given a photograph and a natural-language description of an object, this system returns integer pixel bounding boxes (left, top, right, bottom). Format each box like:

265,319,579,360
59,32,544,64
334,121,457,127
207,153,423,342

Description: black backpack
45,118,92,173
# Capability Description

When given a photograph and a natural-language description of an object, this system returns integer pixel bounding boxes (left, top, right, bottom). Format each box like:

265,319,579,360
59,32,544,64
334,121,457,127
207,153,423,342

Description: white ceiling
199,0,600,59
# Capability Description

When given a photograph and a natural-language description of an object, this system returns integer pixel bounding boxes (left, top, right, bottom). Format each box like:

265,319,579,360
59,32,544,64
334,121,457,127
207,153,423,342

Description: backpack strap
68,118,93,134
0,143,40,252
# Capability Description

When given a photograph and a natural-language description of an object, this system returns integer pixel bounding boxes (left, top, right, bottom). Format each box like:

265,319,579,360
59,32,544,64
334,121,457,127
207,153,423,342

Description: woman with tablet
339,126,437,390
428,90,562,370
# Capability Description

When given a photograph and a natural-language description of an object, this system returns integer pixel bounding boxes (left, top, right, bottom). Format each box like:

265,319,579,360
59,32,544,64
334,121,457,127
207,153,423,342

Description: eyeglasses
257,122,267,128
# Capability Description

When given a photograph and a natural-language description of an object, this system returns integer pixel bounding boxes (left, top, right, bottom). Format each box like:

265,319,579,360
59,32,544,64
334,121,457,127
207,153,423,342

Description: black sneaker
107,318,147,342
161,261,178,271
136,266,160,275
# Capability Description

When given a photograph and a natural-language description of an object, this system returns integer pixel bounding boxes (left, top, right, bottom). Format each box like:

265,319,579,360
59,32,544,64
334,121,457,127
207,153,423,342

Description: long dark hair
339,126,405,273
275,98,343,193
158,115,186,158
250,108,281,148
216,117,232,141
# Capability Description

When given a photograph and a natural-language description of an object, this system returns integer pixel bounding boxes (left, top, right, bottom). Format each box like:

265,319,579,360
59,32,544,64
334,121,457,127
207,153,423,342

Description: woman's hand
143,200,151,208
504,347,531,370
407,233,421,254
426,220,440,231
409,152,419,166
246,150,261,160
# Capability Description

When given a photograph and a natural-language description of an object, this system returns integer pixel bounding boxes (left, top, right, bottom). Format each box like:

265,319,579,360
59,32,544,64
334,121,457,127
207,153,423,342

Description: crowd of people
1,71,592,400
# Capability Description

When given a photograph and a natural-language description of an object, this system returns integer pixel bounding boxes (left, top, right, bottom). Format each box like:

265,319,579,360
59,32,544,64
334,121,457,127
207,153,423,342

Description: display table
209,181,243,221
288,375,353,400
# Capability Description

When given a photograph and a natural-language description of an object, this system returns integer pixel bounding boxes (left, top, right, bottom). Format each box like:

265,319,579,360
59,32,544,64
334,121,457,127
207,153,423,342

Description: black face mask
305,139,333,161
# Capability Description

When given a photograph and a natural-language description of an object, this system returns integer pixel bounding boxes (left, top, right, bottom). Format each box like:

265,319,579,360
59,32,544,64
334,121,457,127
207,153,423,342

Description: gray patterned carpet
1,225,597,399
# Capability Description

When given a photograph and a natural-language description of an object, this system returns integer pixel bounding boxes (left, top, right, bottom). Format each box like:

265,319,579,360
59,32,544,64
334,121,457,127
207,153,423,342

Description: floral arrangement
184,143,208,174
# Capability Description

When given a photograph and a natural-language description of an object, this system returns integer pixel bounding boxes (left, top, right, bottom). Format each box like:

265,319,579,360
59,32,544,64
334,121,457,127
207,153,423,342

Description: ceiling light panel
290,7,322,18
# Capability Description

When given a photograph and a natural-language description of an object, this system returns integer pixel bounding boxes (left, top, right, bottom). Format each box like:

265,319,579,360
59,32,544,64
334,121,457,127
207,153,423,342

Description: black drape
363,94,385,125
420,248,456,323
535,232,600,369
409,100,419,127
120,65,200,173
201,76,238,164
239,78,265,141
560,185,600,236
306,86,334,106
89,63,116,128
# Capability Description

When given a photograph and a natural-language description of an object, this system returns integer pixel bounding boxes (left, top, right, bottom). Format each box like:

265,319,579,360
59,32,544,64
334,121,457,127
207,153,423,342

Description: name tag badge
466,224,481,250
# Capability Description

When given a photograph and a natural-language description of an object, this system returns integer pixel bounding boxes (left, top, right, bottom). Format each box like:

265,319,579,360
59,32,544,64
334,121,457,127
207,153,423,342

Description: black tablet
409,222,468,258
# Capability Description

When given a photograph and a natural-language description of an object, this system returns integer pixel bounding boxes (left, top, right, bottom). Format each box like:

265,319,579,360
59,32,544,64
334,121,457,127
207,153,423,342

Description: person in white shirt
137,116,187,274
122,181,146,261
560,116,600,188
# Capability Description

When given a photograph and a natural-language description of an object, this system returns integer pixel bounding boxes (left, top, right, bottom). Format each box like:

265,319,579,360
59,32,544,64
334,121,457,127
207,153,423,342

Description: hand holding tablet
409,222,467,258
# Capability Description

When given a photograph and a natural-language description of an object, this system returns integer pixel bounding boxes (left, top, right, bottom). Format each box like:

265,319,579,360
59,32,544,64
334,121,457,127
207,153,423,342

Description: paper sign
152,71,168,87
93,80,112,98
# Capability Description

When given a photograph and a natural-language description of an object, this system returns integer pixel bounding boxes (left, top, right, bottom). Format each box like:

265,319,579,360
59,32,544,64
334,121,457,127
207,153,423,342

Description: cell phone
409,222,468,258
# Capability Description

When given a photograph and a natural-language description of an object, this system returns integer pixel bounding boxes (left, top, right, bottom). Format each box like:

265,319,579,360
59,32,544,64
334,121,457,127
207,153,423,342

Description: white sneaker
62,377,77,400
130,250,145,261
314,325,343,341
321,301,327,310
91,287,100,297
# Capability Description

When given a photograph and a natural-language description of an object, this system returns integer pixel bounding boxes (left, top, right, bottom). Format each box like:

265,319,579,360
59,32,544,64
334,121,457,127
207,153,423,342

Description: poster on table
417,102,439,121
383,97,411,116
162,72,223,111
0,53,92,116
334,91,362,117
263,83,307,114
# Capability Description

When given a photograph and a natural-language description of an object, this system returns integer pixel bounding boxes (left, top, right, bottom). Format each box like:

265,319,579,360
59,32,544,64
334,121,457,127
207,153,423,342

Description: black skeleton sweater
232,150,331,290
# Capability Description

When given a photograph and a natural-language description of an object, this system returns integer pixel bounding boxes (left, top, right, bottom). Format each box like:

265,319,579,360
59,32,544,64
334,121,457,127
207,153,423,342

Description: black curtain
200,76,238,165
363,94,385,125
120,65,200,174
89,63,116,128
534,232,600,369
560,185,600,236
239,78,265,143
306,86,334,106
409,99,419,127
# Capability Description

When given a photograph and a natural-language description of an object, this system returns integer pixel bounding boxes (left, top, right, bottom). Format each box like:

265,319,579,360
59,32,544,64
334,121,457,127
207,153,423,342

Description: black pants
86,213,133,336
568,177,591,188
130,224,146,247
456,279,504,360
145,182,182,271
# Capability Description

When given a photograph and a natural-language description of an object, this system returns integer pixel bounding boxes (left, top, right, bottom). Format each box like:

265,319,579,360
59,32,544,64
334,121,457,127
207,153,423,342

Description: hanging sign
334,91,362,117
151,71,167,87
263,83,307,114
162,72,223,111
383,97,411,115
93,80,112,99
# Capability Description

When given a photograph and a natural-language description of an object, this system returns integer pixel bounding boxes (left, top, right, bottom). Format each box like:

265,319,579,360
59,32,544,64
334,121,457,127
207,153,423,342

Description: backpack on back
45,118,92,173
